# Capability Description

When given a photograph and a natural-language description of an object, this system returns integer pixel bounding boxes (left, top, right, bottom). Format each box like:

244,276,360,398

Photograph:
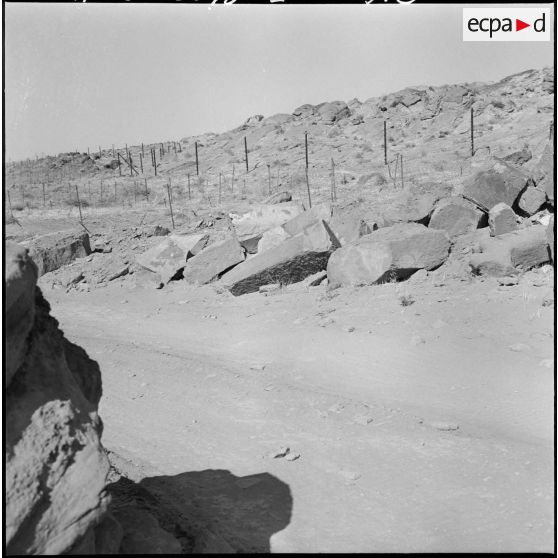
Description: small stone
318,317,335,327
250,364,266,371
353,415,373,426
270,447,290,459
284,452,300,462
342,326,355,333
430,421,459,431
498,276,519,286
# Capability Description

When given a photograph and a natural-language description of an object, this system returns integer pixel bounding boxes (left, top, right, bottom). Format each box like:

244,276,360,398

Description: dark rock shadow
106,469,293,553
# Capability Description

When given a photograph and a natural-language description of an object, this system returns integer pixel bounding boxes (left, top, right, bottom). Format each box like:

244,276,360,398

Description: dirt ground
39,240,554,552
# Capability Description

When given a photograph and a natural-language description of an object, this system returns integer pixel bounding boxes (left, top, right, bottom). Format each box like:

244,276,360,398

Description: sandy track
46,274,554,552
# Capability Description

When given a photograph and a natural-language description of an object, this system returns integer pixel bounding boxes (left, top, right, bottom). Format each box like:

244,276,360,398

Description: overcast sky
4,2,554,161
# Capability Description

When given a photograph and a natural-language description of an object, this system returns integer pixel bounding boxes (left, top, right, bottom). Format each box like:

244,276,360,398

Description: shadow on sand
107,468,293,553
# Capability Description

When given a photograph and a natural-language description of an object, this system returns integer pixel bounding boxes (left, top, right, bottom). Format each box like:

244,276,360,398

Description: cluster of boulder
133,148,554,295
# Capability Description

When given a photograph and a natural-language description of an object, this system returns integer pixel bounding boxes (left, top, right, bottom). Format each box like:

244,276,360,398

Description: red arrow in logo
516,18,530,31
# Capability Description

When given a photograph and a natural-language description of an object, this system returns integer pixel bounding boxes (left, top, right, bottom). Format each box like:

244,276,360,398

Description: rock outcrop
26,231,91,276
5,241,111,555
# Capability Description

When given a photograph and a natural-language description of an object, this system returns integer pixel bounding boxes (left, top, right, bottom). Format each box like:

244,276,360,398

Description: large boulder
230,204,302,254
532,143,554,205
383,192,438,226
328,223,450,288
359,223,451,273
469,225,550,276
517,186,547,216
316,101,350,124
488,203,518,236
182,238,245,285
5,242,111,554
327,242,394,288
328,202,373,246
428,196,483,238
26,231,91,276
221,220,340,296
282,204,332,237
136,234,209,283
463,157,531,211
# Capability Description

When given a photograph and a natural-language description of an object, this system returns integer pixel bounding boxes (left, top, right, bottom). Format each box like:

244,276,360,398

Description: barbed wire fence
4,108,554,229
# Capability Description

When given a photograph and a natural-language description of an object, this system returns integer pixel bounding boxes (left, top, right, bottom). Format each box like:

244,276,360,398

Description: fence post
118,156,122,176
139,153,144,174
244,137,249,173
384,120,387,165
305,132,309,169
75,185,84,225
167,182,175,229
144,178,149,201
99,146,101,158
305,166,312,209
42,182,46,206
195,141,199,176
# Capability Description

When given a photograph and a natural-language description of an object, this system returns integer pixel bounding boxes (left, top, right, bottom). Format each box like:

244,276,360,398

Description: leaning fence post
166,182,175,229
305,166,312,208
75,185,84,225
305,131,309,169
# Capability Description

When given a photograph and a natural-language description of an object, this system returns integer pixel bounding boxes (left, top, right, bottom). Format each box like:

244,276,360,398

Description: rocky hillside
4,67,554,214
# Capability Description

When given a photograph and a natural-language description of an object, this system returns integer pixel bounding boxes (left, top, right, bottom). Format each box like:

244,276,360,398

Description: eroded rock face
5,242,110,555
26,231,91,276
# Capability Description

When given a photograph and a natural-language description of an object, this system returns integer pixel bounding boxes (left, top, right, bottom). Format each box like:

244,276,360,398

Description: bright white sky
4,2,554,161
